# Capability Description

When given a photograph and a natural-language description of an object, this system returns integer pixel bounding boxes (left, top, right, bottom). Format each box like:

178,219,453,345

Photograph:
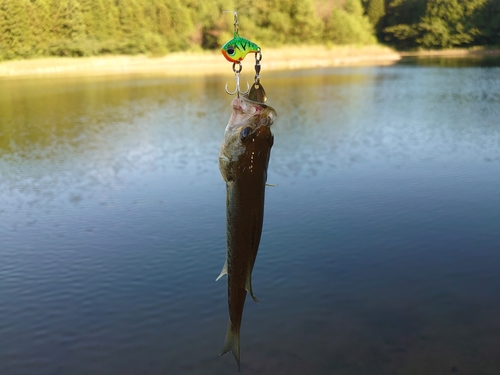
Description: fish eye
240,127,252,141
227,46,235,55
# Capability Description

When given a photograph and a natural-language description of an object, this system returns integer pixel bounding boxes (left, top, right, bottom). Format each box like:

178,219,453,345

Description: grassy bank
0,45,400,78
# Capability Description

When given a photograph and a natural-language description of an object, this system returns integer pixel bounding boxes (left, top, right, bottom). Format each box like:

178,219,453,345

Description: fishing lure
221,36,260,63
222,11,266,101
220,11,260,63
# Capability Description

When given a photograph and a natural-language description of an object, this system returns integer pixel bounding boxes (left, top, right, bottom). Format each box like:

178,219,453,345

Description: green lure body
221,36,260,63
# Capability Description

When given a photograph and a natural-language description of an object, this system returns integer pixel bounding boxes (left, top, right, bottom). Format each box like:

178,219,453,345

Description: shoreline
0,46,400,79
400,47,500,57
1,46,499,79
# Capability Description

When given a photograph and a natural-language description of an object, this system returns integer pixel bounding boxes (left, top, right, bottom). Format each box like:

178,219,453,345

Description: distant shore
0,45,400,78
400,47,500,57
1,46,499,79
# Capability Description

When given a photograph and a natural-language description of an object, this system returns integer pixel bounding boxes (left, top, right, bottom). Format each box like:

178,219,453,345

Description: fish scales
218,95,277,370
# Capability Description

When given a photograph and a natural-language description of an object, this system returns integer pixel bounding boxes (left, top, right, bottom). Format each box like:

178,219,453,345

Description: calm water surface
1,58,500,374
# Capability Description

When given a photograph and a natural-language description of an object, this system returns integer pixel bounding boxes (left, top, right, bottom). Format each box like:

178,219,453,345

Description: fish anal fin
219,320,241,371
245,273,260,304
216,259,228,281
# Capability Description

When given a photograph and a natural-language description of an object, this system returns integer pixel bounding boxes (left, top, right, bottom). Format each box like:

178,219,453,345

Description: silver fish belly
217,95,277,369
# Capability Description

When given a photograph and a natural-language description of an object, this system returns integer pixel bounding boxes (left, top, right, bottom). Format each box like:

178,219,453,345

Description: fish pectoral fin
215,259,228,281
265,183,277,187
219,320,241,371
245,274,260,304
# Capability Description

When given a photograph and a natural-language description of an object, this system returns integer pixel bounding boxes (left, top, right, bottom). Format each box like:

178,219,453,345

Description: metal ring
232,62,243,74
255,50,262,63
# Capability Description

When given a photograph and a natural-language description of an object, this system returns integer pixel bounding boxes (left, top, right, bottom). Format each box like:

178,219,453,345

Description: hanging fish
221,36,260,63
217,95,277,370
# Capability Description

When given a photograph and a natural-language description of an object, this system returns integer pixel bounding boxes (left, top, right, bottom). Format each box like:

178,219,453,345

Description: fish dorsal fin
216,259,228,281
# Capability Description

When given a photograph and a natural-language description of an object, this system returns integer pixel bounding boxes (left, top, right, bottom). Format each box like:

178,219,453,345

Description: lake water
1,57,500,375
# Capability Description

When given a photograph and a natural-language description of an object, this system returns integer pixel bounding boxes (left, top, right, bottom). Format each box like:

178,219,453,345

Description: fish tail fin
215,259,228,281
219,320,241,371
245,273,260,304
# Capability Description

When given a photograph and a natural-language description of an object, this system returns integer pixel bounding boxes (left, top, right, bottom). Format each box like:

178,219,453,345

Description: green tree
58,0,85,39
235,0,322,46
324,0,376,45
164,0,195,50
0,0,35,59
116,0,146,39
382,0,427,49
180,0,233,48
366,0,386,31
289,0,323,43
475,0,500,45
345,0,364,15
27,0,53,56
48,0,90,56
80,0,119,42
418,0,487,48
382,0,495,49
156,3,173,39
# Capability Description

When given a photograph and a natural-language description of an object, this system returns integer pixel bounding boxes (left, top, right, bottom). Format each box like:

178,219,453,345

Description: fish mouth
231,96,277,128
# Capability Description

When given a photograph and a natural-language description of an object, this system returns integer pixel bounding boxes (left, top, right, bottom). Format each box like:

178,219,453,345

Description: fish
217,95,277,370
221,36,260,63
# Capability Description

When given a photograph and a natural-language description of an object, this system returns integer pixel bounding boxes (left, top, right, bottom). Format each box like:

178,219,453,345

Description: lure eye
240,127,252,141
227,46,235,55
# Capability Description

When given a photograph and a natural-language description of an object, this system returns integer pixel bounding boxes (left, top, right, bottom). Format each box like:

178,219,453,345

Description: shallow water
1,58,500,375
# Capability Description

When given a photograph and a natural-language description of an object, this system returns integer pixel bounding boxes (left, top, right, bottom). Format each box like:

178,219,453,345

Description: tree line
0,0,374,61
369,0,500,49
0,0,499,61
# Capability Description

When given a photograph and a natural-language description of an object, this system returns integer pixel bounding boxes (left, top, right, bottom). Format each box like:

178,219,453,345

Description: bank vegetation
0,0,499,62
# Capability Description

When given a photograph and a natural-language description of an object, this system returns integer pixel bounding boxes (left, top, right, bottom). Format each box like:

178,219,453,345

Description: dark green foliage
382,0,428,49
382,0,497,50
476,0,500,45
418,0,487,48
366,0,386,35
1,0,500,60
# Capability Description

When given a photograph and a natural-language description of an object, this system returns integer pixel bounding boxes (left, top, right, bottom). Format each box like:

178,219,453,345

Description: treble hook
225,62,250,96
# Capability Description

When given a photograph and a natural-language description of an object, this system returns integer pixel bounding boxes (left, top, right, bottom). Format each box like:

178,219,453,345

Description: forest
0,0,499,61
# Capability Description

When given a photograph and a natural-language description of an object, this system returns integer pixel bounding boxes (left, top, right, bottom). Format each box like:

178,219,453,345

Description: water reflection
3,64,499,181
1,59,500,374
1,75,230,215
401,55,500,67
0,75,227,157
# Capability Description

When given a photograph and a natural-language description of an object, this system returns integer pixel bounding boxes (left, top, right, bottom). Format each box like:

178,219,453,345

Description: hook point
225,81,250,96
